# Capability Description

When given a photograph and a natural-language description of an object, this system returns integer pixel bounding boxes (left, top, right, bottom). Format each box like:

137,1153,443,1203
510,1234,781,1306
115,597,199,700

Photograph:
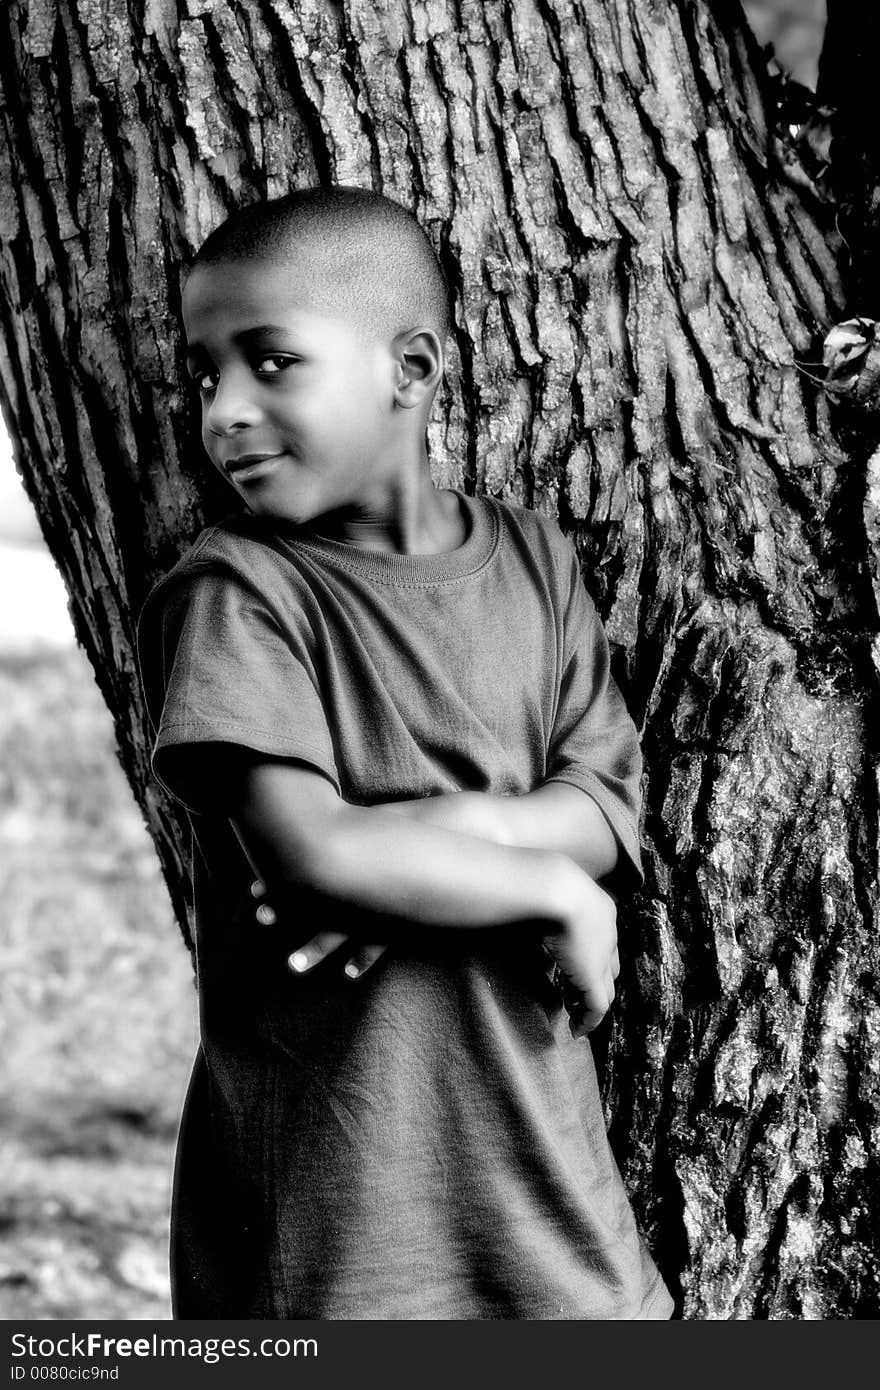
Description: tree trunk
0,0,876,1319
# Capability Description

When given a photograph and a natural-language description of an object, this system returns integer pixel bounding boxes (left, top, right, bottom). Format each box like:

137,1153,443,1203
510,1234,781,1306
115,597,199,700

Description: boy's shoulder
136,514,304,658
141,513,290,603
166,512,280,574
490,492,571,545
486,492,580,587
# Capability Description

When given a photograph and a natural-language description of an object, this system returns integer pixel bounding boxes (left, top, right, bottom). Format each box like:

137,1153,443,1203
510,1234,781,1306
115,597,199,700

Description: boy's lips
224,452,284,483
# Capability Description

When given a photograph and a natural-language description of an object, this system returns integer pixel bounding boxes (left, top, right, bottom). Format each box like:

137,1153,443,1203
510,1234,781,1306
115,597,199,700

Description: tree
0,0,876,1318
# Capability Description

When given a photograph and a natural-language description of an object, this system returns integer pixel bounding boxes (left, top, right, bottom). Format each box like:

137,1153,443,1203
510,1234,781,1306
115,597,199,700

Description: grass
0,645,198,1319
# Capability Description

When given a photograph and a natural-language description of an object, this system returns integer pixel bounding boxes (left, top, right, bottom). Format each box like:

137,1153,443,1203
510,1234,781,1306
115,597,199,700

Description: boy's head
182,186,450,528
193,186,450,343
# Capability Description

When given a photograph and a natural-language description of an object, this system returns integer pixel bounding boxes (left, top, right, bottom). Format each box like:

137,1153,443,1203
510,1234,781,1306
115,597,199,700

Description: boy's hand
249,878,388,980
542,866,620,1038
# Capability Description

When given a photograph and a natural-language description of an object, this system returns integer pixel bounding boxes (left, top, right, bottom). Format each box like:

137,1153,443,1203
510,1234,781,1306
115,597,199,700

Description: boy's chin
239,483,369,534
245,501,312,529
242,492,329,531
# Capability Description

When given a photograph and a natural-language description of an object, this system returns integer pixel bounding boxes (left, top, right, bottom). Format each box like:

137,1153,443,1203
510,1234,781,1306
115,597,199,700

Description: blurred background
0,429,198,1318
0,0,826,1322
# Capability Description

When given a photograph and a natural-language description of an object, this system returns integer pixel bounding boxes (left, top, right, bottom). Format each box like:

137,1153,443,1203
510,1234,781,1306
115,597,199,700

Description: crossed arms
220,752,623,1036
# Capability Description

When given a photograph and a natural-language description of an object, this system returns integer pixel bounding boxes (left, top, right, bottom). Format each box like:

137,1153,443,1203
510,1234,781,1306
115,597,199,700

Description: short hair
192,186,450,341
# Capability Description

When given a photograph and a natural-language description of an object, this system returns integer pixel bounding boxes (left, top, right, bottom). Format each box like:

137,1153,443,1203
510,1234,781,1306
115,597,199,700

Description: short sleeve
545,547,644,895
136,563,339,816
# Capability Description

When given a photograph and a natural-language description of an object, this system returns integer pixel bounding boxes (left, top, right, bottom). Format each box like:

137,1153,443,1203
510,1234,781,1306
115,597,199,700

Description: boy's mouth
224,453,284,483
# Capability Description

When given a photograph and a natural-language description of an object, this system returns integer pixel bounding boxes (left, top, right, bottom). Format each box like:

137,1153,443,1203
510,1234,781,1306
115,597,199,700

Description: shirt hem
633,1272,676,1320
151,728,341,814
541,772,644,887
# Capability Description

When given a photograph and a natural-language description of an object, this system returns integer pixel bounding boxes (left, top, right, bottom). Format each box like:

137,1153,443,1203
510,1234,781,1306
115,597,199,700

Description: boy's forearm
383,783,620,880
231,788,580,941
495,783,618,878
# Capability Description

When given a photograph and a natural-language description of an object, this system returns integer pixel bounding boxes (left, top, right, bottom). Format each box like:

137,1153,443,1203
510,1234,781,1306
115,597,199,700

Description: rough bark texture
1,0,877,1319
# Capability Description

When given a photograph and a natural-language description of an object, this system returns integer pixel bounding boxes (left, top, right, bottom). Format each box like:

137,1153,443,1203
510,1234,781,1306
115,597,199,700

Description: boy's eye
187,354,297,393
254,354,297,375
192,367,218,393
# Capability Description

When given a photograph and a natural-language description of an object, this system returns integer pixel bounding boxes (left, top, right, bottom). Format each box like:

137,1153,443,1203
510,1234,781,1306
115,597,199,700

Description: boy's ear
391,328,444,409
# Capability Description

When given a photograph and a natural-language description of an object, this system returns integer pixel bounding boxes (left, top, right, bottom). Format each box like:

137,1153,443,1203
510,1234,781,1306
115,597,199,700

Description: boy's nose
205,369,263,435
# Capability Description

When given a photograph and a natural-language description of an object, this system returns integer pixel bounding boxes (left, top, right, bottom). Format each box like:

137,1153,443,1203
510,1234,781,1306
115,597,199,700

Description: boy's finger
250,878,266,899
288,931,350,974
570,976,617,1037
255,902,276,926
343,943,388,980
570,1006,605,1038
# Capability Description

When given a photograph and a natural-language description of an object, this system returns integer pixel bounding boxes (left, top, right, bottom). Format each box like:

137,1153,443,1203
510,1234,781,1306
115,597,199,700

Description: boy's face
182,256,402,527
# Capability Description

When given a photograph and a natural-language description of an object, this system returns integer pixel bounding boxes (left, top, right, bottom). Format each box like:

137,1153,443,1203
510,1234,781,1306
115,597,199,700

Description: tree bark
1,0,877,1318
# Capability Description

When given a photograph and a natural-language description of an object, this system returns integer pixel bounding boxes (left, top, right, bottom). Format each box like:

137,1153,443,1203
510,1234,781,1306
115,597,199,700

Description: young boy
136,186,674,1320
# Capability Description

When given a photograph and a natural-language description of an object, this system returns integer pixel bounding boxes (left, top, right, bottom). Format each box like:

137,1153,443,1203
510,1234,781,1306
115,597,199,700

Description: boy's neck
307,466,466,557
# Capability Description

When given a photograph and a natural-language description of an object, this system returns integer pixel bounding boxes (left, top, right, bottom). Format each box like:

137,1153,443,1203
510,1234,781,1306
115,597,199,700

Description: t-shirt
136,487,675,1320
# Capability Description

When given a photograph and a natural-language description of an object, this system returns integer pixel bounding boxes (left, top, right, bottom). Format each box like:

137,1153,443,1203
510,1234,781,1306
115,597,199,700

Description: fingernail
256,904,276,925
344,961,360,979
289,951,309,973
250,879,264,898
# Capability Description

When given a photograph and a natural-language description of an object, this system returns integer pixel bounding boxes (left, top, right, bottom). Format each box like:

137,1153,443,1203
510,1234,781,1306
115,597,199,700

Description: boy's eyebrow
185,324,298,360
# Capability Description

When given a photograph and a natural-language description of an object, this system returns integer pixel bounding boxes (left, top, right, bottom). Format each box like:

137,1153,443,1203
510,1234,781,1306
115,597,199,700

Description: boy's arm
228,754,619,1033
381,784,619,881
229,757,585,934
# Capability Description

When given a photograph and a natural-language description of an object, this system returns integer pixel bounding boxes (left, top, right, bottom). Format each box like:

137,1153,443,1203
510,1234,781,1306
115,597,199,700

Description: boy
136,186,674,1320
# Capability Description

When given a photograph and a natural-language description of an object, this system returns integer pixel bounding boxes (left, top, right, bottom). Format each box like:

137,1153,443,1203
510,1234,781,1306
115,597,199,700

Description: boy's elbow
227,757,351,896
231,807,352,903
284,822,349,896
